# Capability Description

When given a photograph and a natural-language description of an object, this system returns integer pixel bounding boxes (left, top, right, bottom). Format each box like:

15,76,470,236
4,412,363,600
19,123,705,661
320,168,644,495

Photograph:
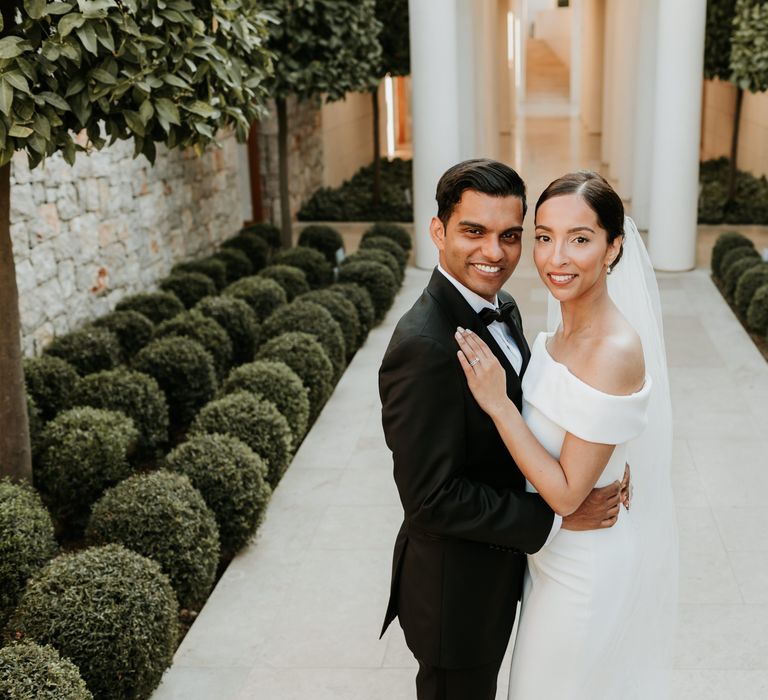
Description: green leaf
33,115,51,140
90,68,117,84
78,0,117,14
0,37,32,60
139,99,154,124
184,100,219,118
0,79,13,117
76,23,100,55
47,3,73,16
2,71,31,95
64,74,87,97
155,97,181,125
95,21,115,52
8,124,34,138
162,73,191,89
24,0,47,20
58,12,86,37
123,110,145,136
62,139,77,165
41,91,71,111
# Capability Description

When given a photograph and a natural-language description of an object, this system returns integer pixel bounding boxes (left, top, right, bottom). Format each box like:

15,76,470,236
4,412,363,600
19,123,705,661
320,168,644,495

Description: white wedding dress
507,331,652,699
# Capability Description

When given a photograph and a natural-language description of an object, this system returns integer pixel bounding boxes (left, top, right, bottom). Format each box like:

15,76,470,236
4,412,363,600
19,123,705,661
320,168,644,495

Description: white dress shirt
437,265,562,545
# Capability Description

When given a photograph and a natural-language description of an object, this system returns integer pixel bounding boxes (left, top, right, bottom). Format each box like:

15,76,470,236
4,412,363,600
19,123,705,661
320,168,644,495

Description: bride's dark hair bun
535,170,625,271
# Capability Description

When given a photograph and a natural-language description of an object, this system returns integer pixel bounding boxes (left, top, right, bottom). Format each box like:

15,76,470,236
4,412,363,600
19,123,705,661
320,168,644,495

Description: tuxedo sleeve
379,334,554,554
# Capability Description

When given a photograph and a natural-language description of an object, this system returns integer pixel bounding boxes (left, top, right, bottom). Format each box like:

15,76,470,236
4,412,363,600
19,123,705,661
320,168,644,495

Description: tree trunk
727,87,744,204
372,86,382,206
276,96,292,249
0,161,32,483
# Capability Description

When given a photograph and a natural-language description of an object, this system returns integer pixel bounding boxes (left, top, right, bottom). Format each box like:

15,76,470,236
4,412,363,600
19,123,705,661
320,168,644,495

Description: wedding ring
469,358,481,367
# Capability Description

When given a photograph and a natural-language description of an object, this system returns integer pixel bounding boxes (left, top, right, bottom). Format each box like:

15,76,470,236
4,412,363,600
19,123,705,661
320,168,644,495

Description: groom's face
430,190,524,302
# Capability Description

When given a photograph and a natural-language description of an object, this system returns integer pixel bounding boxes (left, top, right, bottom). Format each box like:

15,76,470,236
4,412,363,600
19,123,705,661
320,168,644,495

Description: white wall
533,7,571,68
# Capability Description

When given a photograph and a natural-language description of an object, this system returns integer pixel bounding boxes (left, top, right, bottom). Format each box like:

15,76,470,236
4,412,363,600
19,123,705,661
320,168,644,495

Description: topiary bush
93,310,155,359
23,355,79,421
190,391,293,486
211,247,253,283
221,360,310,447
27,395,42,458
711,231,755,279
0,642,93,700
256,332,334,422
360,234,408,271
0,480,57,627
73,369,169,459
133,337,217,428
262,300,346,379
115,291,185,325
159,272,217,310
327,282,375,345
258,264,311,301
223,275,288,321
297,290,360,361
241,222,281,250
195,295,261,365
345,247,403,284
154,311,233,380
164,434,271,556
362,221,413,252
222,233,270,271
172,257,228,291
43,327,122,377
87,471,220,610
734,264,768,316
273,247,334,289
338,260,398,322
36,407,138,525
720,245,761,280
724,256,763,299
8,544,178,700
298,224,345,264
747,283,768,334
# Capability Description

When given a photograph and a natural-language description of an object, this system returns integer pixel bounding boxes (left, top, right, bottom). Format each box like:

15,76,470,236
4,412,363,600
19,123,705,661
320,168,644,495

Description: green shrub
23,355,79,421
698,179,727,224
262,301,346,379
211,247,253,283
338,260,398,322
43,327,121,377
734,264,768,316
345,248,402,284
362,222,413,252
115,291,185,325
36,407,138,524
93,310,155,359
720,245,761,277
256,332,334,421
73,369,169,459
298,224,345,264
195,295,261,365
258,264,311,301
297,290,360,360
699,158,768,224
223,275,288,321
273,247,334,289
8,544,177,700
164,434,271,556
191,391,293,486
172,257,228,291
221,360,310,447
747,283,768,334
0,642,92,700
724,257,763,298
711,231,755,278
87,471,219,609
27,395,42,458
222,233,270,271
159,272,217,309
133,337,217,427
154,311,233,380
241,222,281,250
327,282,375,344
0,480,56,627
360,234,408,270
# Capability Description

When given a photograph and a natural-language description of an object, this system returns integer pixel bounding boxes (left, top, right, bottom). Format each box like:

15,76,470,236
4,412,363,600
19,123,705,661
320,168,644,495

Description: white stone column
648,0,706,271
409,0,462,269
600,0,616,166
579,0,604,135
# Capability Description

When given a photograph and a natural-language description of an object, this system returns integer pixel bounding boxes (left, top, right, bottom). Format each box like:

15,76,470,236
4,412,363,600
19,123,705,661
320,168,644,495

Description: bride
454,171,678,698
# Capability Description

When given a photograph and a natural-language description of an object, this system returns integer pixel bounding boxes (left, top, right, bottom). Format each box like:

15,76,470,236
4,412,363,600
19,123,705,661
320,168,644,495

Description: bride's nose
551,240,570,266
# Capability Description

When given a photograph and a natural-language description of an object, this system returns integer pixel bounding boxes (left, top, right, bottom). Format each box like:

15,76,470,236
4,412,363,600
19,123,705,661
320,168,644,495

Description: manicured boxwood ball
297,289,360,361
724,257,763,298
159,272,217,310
8,544,178,700
195,295,261,365
23,355,79,421
0,642,93,700
720,246,760,280
360,235,408,270
43,327,121,377
338,260,398,322
27,394,42,458
87,471,220,610
211,247,253,283
273,246,334,288
327,282,375,344
93,310,155,359
298,224,344,264
115,290,185,325
222,233,270,271
344,248,402,284
711,231,754,279
362,222,412,252
240,222,281,250
734,264,768,316
747,283,768,334
223,275,288,321
172,257,229,291
258,264,311,301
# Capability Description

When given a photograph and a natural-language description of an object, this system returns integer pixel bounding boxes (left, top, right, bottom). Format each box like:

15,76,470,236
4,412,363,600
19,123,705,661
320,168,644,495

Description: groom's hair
435,159,527,227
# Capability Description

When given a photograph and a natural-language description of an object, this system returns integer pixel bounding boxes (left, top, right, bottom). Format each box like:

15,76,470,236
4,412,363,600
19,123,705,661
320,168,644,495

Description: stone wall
10,130,243,355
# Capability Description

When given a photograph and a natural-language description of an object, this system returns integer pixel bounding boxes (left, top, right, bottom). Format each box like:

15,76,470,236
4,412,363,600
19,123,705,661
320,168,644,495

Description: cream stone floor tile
311,505,402,550
331,467,401,507
381,623,417,668
671,440,709,508
678,545,743,605
728,551,768,604
664,316,726,368
713,508,768,552
672,670,768,699
152,667,251,700
688,440,768,507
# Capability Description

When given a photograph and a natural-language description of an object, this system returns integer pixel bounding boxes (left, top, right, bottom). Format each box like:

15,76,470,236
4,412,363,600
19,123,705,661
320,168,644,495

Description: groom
378,159,625,699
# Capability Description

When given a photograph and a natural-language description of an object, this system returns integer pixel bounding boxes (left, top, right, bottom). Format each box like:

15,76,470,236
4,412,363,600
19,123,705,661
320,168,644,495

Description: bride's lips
547,272,577,286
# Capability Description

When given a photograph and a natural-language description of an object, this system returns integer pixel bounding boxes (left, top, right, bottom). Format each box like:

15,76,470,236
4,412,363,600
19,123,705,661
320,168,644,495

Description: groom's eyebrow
458,220,523,234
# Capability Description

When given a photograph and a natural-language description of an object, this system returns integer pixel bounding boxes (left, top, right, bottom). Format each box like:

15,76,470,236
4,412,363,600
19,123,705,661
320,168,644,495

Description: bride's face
533,193,621,303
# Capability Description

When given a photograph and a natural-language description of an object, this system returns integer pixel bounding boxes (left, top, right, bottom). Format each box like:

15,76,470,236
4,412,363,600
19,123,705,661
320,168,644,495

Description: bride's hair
535,170,625,271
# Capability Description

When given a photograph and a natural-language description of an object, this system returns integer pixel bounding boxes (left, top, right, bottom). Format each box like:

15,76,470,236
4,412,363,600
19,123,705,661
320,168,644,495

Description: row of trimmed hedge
711,231,768,337
1,221,412,699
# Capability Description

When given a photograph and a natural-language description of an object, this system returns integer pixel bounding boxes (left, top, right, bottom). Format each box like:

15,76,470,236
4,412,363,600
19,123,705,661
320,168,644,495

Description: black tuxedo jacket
378,268,554,669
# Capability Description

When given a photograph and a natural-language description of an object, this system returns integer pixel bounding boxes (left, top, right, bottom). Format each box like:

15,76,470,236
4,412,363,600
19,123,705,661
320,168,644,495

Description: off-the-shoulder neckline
535,332,651,399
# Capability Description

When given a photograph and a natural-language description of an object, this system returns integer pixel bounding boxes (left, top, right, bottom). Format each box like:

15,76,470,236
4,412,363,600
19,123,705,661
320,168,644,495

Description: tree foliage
704,0,737,80
375,0,409,78
730,0,768,92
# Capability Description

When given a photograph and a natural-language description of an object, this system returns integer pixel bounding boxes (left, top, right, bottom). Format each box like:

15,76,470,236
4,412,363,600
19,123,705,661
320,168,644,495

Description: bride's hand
455,327,511,417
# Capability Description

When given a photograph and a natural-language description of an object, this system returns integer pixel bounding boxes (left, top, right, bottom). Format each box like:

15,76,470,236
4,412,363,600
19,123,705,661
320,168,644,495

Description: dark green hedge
44,327,121,377
258,264,311,301
0,642,92,700
23,355,79,421
115,291,185,325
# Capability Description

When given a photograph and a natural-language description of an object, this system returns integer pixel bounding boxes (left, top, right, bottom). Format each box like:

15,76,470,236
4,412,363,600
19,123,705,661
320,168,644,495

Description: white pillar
580,0,604,135
648,0,706,271
409,0,462,269
600,0,616,166
472,0,500,159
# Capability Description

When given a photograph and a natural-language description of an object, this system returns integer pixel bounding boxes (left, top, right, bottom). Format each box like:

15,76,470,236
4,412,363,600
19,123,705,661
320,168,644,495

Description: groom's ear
430,216,446,251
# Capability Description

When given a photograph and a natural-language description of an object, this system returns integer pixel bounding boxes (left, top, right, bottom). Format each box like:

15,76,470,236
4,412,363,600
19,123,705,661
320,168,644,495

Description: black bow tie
478,301,517,326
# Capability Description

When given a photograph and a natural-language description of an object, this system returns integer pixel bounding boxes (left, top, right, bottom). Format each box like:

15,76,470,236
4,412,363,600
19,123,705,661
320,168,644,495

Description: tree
370,0,409,205
261,0,382,248
0,0,273,482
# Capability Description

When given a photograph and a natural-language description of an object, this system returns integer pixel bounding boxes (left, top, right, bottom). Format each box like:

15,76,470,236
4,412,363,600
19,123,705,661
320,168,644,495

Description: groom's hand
561,481,622,531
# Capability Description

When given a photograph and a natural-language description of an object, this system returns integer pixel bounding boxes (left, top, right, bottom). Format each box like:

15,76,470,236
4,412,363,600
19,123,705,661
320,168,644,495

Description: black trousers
415,656,504,700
